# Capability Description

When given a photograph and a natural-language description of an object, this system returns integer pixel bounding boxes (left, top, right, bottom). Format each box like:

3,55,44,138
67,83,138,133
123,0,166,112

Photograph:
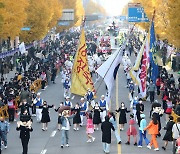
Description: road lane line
50,130,57,137
116,73,121,154
40,149,47,154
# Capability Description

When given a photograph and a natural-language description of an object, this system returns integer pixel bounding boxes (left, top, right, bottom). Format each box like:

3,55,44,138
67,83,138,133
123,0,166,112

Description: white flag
96,47,124,99
19,42,26,54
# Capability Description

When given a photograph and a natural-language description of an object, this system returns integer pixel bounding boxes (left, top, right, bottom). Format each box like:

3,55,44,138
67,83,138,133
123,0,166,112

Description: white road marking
17,111,21,115
71,95,75,100
40,149,47,154
50,130,57,137
44,85,48,89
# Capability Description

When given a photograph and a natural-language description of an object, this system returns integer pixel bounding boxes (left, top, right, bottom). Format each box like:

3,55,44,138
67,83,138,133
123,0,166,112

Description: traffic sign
21,27,31,31
128,3,149,22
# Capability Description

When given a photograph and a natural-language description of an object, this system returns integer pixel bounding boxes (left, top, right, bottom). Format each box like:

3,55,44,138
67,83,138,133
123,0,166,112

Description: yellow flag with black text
71,28,95,96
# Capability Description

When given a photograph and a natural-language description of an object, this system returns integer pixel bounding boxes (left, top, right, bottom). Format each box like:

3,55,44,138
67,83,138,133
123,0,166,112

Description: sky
96,0,131,16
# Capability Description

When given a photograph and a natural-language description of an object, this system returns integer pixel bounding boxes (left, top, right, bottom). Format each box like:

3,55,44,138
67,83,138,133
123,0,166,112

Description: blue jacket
0,121,9,133
60,115,75,128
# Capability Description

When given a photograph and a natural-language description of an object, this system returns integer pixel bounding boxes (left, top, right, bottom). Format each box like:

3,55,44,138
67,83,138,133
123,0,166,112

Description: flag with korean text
71,28,95,96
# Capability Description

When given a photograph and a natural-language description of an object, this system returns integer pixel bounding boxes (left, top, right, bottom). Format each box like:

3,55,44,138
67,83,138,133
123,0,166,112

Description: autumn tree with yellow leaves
130,0,180,48
20,0,63,43
0,0,29,40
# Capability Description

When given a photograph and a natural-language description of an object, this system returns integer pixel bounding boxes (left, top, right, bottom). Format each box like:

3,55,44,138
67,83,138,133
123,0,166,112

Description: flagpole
95,24,136,94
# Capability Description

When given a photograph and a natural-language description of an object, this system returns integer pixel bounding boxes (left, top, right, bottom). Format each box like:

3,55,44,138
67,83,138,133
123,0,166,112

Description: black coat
16,125,33,139
101,120,115,144
163,121,175,141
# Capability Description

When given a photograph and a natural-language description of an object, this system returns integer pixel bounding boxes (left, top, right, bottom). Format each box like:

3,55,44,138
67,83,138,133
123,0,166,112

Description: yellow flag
71,28,95,96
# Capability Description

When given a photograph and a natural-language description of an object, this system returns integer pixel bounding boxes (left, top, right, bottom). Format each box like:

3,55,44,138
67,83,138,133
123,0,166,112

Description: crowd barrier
0,67,60,119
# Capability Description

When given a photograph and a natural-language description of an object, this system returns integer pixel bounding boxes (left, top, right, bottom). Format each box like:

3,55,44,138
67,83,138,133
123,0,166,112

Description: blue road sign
58,21,70,26
128,5,149,22
21,27,31,31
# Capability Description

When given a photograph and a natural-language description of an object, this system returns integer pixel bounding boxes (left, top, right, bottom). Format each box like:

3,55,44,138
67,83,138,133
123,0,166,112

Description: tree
130,0,180,48
0,0,29,39
20,0,63,43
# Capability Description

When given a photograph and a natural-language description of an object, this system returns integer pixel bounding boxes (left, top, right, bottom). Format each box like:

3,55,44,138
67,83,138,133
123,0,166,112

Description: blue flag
149,21,159,83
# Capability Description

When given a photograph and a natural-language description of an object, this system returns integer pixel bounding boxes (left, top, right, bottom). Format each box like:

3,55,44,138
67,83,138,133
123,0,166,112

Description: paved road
1,50,174,153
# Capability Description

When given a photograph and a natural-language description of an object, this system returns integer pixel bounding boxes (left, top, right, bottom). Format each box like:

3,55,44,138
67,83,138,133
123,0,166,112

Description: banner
149,21,159,83
130,37,149,98
71,28,95,96
137,38,149,98
96,45,124,98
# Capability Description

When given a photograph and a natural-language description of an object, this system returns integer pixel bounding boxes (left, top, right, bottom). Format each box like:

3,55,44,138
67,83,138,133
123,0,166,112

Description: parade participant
63,78,71,98
109,112,121,144
64,96,73,108
136,98,144,126
151,102,164,137
130,96,138,121
148,80,156,104
92,102,103,130
101,116,115,154
162,116,175,150
31,90,37,116
19,99,31,115
172,117,180,153
137,114,150,148
80,98,88,126
156,76,161,95
129,80,134,101
164,98,173,122
99,95,109,122
86,113,95,143
125,114,137,146
39,101,54,131
33,93,43,122
72,103,81,131
116,102,130,131
60,110,75,148
16,114,33,154
0,117,9,149
144,114,159,151
54,102,64,130
85,88,95,107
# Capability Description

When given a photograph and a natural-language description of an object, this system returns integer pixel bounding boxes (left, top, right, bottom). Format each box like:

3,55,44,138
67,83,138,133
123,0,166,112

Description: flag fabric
96,46,124,98
130,37,150,98
129,39,146,85
149,21,159,83
137,38,150,98
71,28,95,96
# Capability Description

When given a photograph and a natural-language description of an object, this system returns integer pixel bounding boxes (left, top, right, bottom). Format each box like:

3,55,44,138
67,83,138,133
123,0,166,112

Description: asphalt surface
1,39,174,154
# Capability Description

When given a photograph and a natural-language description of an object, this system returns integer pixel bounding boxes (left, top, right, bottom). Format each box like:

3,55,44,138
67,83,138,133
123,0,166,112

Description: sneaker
4,146,7,149
118,141,121,144
138,145,142,148
66,144,69,147
76,128,79,131
125,141,130,145
61,145,63,148
42,128,45,131
147,145,151,149
73,128,76,131
96,128,99,131
87,139,92,143
134,143,137,146
154,148,159,151
92,137,95,142
162,146,166,150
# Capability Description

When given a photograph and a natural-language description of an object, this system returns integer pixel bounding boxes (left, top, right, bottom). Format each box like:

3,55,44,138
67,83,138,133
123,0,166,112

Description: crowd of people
0,27,179,154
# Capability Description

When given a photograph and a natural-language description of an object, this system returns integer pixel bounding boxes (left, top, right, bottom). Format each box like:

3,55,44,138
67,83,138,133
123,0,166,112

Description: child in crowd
125,114,137,146
137,114,150,148
86,113,95,143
